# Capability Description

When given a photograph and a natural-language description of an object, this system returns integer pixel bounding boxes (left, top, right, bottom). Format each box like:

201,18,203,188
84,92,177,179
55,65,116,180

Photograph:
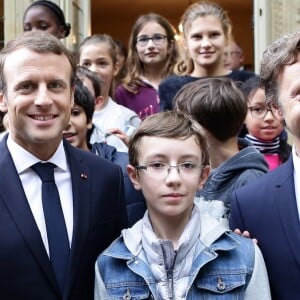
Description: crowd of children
17,0,292,172
0,0,295,299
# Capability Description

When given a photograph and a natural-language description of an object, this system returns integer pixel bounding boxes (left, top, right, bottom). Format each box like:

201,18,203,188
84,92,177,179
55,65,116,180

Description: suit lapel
63,141,91,296
0,140,60,294
274,157,300,267
0,139,93,297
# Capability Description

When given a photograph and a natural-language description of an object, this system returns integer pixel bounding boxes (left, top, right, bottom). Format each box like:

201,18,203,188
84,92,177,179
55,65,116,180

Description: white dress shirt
292,145,300,219
7,135,73,255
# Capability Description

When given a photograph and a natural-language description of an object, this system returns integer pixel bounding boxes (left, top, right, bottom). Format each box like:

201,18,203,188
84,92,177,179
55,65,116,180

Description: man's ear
198,165,210,190
127,164,142,190
0,92,8,112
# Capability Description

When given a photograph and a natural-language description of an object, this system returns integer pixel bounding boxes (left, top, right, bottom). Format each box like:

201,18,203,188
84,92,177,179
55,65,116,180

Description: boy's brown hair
128,110,209,167
173,77,248,141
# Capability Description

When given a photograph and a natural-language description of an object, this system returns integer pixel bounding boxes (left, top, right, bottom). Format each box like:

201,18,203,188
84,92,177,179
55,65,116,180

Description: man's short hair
173,77,248,141
0,31,76,94
128,110,209,168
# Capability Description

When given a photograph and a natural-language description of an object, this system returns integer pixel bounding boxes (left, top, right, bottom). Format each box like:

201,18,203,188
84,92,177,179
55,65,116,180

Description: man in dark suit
0,31,127,300
230,31,300,300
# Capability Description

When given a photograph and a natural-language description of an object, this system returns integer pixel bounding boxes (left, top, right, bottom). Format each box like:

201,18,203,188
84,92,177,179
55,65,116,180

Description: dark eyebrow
49,79,68,88
14,80,35,90
137,35,148,39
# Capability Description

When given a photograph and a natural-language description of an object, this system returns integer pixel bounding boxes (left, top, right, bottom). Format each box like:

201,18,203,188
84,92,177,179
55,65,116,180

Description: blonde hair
176,1,232,74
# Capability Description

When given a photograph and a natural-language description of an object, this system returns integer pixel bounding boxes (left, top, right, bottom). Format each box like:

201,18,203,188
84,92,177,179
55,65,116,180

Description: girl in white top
78,34,141,152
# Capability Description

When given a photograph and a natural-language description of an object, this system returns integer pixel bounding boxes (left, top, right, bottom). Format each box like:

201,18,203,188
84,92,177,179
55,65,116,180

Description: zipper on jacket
160,240,177,299
166,267,174,299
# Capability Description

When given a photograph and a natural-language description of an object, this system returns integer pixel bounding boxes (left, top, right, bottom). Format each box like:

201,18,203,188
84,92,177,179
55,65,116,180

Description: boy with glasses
94,110,271,299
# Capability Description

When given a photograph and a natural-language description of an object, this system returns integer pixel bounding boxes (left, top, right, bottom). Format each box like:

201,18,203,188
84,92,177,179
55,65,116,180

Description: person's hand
107,128,129,145
234,228,258,244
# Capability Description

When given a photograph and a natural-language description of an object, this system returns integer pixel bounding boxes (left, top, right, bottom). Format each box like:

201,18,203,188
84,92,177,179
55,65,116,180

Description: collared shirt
7,135,73,255
292,145,300,219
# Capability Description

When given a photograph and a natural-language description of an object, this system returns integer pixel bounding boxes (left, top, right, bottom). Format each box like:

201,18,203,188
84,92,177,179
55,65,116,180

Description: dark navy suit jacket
91,142,146,226
230,156,299,300
0,137,127,300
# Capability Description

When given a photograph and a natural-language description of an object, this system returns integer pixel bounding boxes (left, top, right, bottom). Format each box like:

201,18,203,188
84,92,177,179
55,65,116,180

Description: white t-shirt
292,145,300,219
90,98,141,152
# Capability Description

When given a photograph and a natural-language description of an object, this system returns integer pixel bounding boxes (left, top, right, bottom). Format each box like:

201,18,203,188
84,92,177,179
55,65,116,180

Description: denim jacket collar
104,203,239,261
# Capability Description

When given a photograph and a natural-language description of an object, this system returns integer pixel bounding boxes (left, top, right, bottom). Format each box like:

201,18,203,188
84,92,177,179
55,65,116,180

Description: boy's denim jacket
95,209,270,299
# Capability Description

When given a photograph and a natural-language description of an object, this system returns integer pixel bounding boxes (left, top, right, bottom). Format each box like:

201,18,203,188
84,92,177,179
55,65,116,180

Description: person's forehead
229,43,239,50
249,88,265,103
4,47,68,64
138,22,167,35
3,47,72,80
25,5,58,22
188,15,224,34
278,52,300,84
138,135,202,158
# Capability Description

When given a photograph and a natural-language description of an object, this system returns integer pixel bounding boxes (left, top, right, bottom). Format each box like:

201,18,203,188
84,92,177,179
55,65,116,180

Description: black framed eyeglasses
136,34,167,47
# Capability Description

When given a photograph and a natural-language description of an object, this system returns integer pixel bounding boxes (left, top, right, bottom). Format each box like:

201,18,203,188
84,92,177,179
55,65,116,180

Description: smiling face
245,87,284,141
135,21,169,68
184,15,227,76
277,52,300,151
63,104,92,151
0,48,74,160
127,136,209,225
79,42,118,101
23,5,65,38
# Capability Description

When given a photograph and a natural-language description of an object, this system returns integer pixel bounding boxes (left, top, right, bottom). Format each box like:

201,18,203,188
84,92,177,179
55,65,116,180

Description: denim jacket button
123,288,131,299
217,277,226,291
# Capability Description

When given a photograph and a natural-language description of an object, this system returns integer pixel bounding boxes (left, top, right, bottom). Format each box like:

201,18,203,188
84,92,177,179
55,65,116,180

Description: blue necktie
31,162,70,295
